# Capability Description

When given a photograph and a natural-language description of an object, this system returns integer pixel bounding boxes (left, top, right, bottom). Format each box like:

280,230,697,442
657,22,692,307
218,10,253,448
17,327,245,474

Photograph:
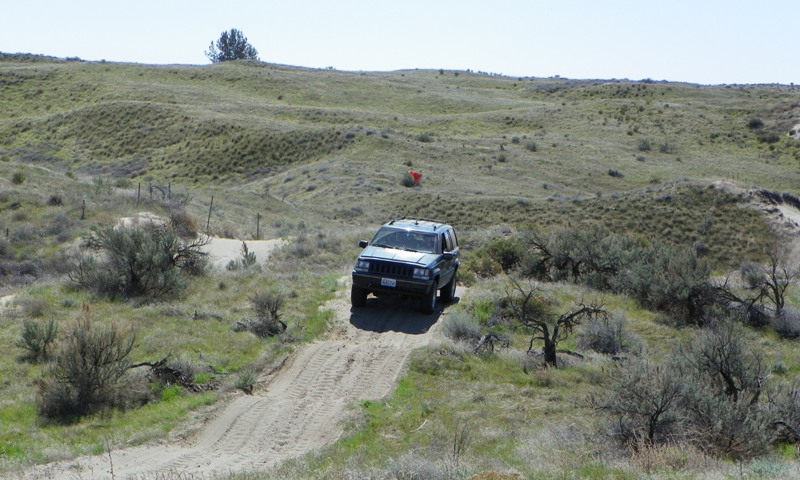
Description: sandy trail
19,286,448,480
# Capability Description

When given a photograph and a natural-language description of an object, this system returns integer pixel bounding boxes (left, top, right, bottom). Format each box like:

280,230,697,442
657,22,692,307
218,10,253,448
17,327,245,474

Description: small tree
206,28,259,63
505,277,606,367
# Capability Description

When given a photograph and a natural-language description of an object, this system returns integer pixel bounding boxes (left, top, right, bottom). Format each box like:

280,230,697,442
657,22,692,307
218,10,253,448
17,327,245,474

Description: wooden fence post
206,196,214,235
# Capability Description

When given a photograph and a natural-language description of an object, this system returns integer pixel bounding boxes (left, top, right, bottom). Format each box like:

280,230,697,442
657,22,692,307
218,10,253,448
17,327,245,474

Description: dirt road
20,287,448,479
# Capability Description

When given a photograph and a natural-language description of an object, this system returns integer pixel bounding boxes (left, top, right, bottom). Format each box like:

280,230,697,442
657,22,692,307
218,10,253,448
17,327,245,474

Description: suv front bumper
352,272,433,297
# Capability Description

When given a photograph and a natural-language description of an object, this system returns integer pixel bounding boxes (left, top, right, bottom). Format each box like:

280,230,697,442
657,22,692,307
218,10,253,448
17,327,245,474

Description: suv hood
360,246,438,266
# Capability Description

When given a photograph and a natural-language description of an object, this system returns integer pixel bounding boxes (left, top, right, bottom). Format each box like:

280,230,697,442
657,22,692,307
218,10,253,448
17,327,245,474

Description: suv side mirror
358,240,369,248
442,252,454,260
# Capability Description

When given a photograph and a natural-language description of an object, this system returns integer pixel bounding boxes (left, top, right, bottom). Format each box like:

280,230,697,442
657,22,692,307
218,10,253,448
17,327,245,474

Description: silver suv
351,218,459,313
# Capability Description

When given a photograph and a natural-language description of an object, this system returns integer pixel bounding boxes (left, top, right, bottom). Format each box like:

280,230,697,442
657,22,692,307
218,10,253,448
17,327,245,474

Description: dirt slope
20,288,448,480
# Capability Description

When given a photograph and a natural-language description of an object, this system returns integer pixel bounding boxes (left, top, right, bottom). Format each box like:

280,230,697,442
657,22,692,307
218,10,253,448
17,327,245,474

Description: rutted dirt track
21,287,447,480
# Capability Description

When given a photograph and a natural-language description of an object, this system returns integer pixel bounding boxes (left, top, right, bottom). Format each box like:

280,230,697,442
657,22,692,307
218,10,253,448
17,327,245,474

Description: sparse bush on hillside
17,318,58,363
38,317,135,418
594,358,686,445
672,319,774,460
18,296,49,318
226,241,259,272
577,312,642,355
70,223,208,299
747,118,764,130
238,289,287,337
480,236,528,273
658,142,676,154
612,239,715,325
415,132,434,143
596,317,792,460
11,172,25,185
771,307,800,339
739,244,796,316
400,171,416,188
525,141,538,152
169,207,200,239
637,139,652,152
442,311,482,343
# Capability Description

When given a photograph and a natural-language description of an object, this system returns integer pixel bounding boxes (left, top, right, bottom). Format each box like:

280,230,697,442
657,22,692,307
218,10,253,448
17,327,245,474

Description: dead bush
169,208,199,239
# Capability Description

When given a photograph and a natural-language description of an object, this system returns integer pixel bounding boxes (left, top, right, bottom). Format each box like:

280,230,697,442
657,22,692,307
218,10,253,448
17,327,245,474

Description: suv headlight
354,259,370,272
413,267,430,280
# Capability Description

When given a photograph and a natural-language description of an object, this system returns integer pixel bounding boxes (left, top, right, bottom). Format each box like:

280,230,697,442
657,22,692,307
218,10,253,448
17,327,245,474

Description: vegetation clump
38,316,136,418
69,222,208,299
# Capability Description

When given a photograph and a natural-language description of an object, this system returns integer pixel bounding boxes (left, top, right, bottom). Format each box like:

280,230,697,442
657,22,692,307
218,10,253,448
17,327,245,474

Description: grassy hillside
2,54,800,478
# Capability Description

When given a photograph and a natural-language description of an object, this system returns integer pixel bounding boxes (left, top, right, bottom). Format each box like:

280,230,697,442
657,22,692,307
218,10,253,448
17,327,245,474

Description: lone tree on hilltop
206,28,259,63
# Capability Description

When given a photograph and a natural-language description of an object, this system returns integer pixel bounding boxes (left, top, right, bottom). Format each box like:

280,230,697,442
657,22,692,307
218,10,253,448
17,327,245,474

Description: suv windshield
370,227,438,254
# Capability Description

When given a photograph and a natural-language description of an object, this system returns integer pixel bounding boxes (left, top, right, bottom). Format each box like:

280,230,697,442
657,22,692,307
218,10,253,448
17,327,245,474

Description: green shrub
577,312,642,355
772,307,800,339
481,236,527,272
441,311,481,343
17,318,58,362
525,141,538,152
659,142,676,154
226,241,259,271
235,368,256,394
637,139,652,152
238,289,287,337
415,133,434,143
400,171,416,188
38,318,135,418
11,172,25,185
70,223,208,299
594,359,686,445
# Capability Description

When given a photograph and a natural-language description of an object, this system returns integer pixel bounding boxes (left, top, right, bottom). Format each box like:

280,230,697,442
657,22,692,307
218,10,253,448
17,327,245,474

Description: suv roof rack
388,216,447,230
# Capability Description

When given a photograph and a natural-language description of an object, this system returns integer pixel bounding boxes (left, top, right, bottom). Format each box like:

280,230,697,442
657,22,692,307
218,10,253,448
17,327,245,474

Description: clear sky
2,0,797,85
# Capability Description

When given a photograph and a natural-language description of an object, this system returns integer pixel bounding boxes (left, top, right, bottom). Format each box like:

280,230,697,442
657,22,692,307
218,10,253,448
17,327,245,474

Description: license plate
381,277,397,288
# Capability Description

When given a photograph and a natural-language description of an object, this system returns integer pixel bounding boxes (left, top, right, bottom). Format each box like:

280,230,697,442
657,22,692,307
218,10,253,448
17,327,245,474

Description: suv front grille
369,261,414,278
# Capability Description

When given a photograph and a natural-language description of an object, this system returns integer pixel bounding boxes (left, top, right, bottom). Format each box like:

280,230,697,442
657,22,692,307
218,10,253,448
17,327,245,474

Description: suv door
439,229,459,285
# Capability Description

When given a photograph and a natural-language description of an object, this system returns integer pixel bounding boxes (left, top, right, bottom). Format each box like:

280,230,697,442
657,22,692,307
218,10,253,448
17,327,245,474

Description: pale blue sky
2,0,797,85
